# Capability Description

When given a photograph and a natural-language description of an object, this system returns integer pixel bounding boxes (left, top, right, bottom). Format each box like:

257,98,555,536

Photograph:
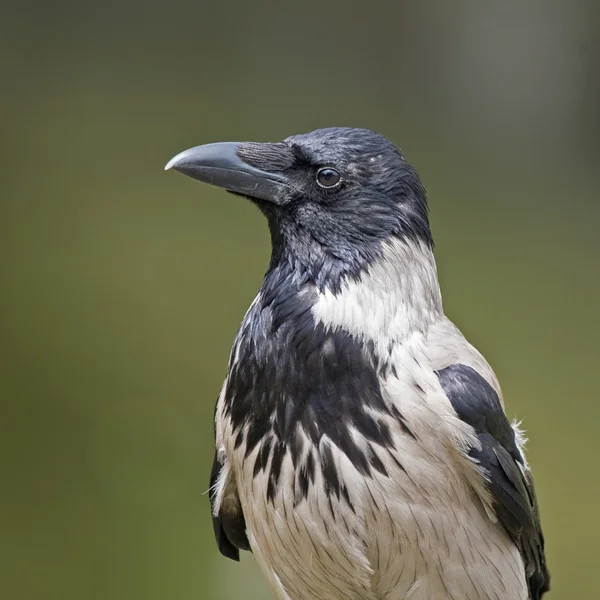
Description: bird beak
165,142,293,205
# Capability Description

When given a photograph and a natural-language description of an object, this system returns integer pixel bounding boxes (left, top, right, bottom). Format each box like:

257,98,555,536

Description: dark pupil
317,168,340,187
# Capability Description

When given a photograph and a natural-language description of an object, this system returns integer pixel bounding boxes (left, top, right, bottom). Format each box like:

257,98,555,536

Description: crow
166,127,549,600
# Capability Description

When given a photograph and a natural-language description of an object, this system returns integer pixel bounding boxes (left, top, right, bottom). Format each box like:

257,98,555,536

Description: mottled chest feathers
223,312,414,507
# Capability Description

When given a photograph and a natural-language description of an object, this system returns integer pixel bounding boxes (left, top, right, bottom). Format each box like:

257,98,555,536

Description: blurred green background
1,1,599,598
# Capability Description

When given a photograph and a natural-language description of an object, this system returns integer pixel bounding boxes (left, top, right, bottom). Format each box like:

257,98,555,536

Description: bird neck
227,237,443,449
310,237,443,345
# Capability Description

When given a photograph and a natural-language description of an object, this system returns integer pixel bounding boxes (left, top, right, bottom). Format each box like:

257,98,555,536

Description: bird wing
436,363,550,600
209,394,250,561
209,448,250,561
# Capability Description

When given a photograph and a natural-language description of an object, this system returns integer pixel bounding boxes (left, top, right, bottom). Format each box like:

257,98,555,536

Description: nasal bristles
237,142,295,172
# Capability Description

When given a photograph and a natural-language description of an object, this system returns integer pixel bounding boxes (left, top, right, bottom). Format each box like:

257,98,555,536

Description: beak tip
164,157,177,171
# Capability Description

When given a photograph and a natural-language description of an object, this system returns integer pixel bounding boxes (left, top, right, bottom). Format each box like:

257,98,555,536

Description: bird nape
166,127,549,600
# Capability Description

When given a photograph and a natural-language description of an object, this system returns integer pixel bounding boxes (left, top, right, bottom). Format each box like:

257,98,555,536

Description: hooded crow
166,127,549,600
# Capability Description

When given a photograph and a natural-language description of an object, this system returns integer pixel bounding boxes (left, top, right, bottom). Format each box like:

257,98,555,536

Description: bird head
166,127,431,291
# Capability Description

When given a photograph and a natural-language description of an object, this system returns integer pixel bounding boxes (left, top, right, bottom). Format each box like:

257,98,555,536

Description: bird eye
316,167,341,188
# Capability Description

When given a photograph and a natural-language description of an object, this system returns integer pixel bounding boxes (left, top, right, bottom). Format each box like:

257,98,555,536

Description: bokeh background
1,1,599,598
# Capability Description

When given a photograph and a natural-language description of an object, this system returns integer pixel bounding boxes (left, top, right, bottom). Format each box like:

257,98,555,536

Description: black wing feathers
436,364,549,600
209,450,250,561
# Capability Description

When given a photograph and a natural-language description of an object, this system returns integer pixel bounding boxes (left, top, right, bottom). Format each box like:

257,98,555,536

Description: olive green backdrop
1,1,599,598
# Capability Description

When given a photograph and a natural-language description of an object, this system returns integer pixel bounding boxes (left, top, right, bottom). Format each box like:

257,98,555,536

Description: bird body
166,128,549,600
